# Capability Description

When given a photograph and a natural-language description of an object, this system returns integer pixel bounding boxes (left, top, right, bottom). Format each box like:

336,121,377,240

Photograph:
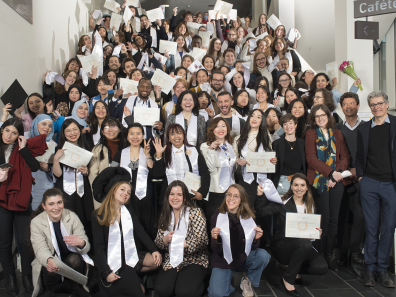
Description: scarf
66,99,89,128
30,114,55,142
313,128,336,194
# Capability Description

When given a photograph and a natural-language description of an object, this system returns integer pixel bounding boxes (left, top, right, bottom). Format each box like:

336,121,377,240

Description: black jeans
154,264,207,297
271,238,328,285
337,183,365,253
0,203,33,275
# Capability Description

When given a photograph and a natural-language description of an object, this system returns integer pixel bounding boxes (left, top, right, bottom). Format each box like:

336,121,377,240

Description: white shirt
296,204,305,214
172,145,189,181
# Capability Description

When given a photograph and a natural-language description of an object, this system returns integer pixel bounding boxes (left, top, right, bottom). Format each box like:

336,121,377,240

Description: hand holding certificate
151,69,176,94
119,78,138,97
80,54,102,74
59,142,93,169
184,172,201,195
53,257,88,286
159,40,177,56
134,107,160,126
247,152,276,173
146,7,165,21
110,13,123,30
285,213,321,240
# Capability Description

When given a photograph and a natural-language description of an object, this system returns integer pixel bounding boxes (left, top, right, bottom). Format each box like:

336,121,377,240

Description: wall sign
3,0,33,24
354,0,396,18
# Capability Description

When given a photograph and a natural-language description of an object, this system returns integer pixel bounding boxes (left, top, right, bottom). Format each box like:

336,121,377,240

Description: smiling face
214,39,222,51
276,26,285,37
283,119,297,136
64,122,80,144
138,80,151,99
266,110,278,128
278,74,290,88
225,186,241,214
198,95,209,109
131,70,143,81
124,61,136,75
176,69,187,80
291,101,304,118
168,186,184,211
169,128,184,148
174,81,186,97
28,95,45,115
38,120,53,136
213,120,228,141
182,57,193,68
237,27,244,39
237,92,249,108
245,17,251,27
285,90,297,104
65,72,77,85
68,61,80,73
211,73,224,92
260,14,267,24
109,57,120,71
235,62,244,72
127,126,144,147
102,122,120,140
68,87,80,102
314,108,328,129
192,38,202,48
217,95,233,116
256,53,267,69
233,73,244,88
1,125,19,144
341,98,359,118
369,96,389,118
291,178,307,199
313,91,324,106
315,75,329,89
181,93,194,112
76,103,89,119
43,195,64,222
99,27,107,37
135,36,143,46
274,39,284,52
114,183,132,205
224,52,235,66
95,102,107,120
250,110,262,129
256,88,268,103
97,80,108,95
197,71,208,85
176,36,185,48
83,35,92,46
203,57,214,72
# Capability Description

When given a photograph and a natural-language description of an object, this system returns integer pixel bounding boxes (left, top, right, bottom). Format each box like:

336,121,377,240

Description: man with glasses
335,92,365,277
209,71,226,102
356,91,396,288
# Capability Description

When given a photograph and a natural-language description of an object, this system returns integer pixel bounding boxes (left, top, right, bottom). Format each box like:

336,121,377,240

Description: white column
278,0,295,31
251,0,267,28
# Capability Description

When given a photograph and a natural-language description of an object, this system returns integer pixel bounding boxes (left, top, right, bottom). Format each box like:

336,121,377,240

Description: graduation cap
1,80,28,114
92,167,131,203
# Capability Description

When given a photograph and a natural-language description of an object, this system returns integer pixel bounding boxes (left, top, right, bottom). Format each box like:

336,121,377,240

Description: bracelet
146,156,152,160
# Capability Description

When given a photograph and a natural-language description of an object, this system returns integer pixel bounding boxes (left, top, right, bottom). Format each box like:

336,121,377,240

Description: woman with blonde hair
208,184,270,297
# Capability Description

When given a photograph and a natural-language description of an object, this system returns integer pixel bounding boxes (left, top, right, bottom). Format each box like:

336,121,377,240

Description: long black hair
307,72,332,108
58,118,89,149
126,123,145,148
174,90,200,116
89,100,110,135
164,123,191,168
286,98,309,139
232,89,250,118
0,118,24,156
230,71,246,95
283,87,300,112
27,93,47,120
253,76,269,91
236,109,271,157
96,117,125,161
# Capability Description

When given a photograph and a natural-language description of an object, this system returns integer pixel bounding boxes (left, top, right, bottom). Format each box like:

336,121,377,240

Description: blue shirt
371,115,390,128
89,89,114,113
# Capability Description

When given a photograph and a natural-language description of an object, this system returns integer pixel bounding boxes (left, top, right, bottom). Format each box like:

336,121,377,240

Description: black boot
66,279,90,297
336,252,348,266
325,233,338,272
5,274,19,296
22,274,34,294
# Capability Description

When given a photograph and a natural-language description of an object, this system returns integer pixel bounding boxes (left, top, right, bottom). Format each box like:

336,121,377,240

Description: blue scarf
67,99,89,127
30,114,54,142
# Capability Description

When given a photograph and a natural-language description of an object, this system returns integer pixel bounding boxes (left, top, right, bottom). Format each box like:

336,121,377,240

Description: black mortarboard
92,167,132,203
1,80,28,114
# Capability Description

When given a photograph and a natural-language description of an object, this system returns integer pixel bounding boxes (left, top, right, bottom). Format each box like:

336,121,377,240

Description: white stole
120,147,149,199
47,215,93,265
93,128,101,145
175,112,198,146
164,207,190,268
216,212,256,264
214,114,240,132
107,205,139,272
199,109,209,121
63,167,84,197
215,141,236,191
166,146,199,184
165,102,175,119
150,26,158,48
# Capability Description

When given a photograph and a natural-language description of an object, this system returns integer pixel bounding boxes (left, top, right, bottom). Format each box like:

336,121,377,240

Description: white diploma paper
285,213,321,240
191,47,207,62
146,7,165,21
247,152,276,173
151,69,177,94
123,6,133,24
110,13,123,30
188,59,204,73
92,10,102,19
53,257,88,286
256,32,269,40
341,170,352,178
104,0,120,13
326,61,338,81
126,0,139,6
154,52,167,65
133,106,160,126
266,14,282,30
241,32,255,46
119,78,138,97
187,22,205,35
184,172,201,195
159,40,177,56
79,53,102,74
36,141,57,163
208,10,217,21
206,21,215,34
229,9,237,20
198,31,211,48
59,142,94,169
214,0,233,15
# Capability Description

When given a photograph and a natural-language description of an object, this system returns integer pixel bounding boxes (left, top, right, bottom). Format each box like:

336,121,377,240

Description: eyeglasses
369,101,386,109
256,58,267,62
211,79,223,83
279,79,290,83
315,114,327,120
313,96,323,100
103,125,118,130
225,193,240,200
228,33,236,36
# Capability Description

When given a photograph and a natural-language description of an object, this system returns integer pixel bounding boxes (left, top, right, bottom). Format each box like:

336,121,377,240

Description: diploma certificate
146,7,165,21
184,172,201,195
36,140,57,163
187,22,205,34
133,107,160,126
104,0,120,13
110,13,123,30
266,14,282,30
285,213,321,240
59,142,94,169
326,61,338,81
80,54,102,74
151,69,176,94
159,40,177,56
119,78,138,97
198,31,211,48
246,152,275,173
53,257,88,286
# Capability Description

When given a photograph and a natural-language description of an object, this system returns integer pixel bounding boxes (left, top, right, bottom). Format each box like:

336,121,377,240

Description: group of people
1,1,395,297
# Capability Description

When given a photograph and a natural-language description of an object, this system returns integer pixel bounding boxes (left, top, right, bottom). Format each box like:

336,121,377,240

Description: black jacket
356,114,396,180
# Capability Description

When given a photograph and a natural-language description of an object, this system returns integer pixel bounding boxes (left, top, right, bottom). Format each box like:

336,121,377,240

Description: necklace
285,139,296,150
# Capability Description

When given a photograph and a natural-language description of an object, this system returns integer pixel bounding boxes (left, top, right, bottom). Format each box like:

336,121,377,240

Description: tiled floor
0,257,394,297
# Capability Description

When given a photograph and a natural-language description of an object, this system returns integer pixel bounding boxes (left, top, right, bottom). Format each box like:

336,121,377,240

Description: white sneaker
240,277,255,297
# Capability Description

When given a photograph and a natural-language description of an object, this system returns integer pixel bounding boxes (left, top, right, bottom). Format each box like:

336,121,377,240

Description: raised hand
153,137,166,158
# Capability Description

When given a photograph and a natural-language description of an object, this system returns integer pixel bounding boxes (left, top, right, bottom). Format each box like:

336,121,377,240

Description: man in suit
356,91,396,288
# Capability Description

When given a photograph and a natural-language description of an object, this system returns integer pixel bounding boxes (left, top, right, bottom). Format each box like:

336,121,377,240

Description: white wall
0,0,90,99
278,0,294,33
385,23,395,107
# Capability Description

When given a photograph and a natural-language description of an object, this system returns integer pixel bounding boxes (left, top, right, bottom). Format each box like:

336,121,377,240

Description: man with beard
209,71,226,102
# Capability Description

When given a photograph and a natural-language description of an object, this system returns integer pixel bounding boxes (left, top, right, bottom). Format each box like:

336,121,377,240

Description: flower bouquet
339,61,363,91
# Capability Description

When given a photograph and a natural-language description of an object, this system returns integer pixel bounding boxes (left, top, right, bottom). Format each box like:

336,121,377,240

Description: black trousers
271,238,328,285
41,253,85,293
154,264,207,297
0,203,33,275
337,183,365,254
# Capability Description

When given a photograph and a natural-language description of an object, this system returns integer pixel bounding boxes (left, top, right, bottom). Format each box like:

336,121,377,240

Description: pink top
22,113,33,132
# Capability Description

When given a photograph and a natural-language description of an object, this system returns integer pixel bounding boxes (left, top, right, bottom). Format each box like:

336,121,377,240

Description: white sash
215,141,236,191
120,147,149,199
199,109,209,121
216,212,256,264
175,112,198,146
214,114,240,132
108,205,139,273
164,207,190,268
93,128,101,145
252,103,274,112
63,167,84,197
47,215,93,265
166,146,199,184
165,102,175,119
220,40,228,53
150,26,157,48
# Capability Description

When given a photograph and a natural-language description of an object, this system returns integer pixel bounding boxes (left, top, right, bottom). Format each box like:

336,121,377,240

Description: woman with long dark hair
287,98,309,140
268,37,301,77
87,100,110,147
224,70,256,104
21,93,53,137
0,118,47,296
232,90,251,120
282,88,300,114
207,38,222,66
255,174,328,296
154,181,208,297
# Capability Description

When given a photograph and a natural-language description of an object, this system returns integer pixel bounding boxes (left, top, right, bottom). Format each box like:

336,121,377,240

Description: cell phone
0,163,13,170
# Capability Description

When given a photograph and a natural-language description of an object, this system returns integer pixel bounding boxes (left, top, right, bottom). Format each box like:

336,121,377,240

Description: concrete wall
0,0,90,98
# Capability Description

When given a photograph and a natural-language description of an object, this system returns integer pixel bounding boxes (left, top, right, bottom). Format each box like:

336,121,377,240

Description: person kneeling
208,184,271,297
29,188,92,297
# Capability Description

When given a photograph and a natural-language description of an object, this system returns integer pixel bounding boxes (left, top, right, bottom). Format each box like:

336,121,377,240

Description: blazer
271,136,306,188
31,209,90,297
305,129,350,186
356,114,396,180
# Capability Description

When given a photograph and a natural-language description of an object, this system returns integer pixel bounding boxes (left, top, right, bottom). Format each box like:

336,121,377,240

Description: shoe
294,277,303,286
324,253,339,272
280,278,299,297
240,277,254,297
361,270,376,287
70,285,91,297
376,271,395,288
350,253,365,278
336,252,348,266
22,274,34,293
5,274,19,296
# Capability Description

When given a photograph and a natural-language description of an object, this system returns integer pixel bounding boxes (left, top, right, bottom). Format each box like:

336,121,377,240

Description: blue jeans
277,175,291,196
207,248,270,297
